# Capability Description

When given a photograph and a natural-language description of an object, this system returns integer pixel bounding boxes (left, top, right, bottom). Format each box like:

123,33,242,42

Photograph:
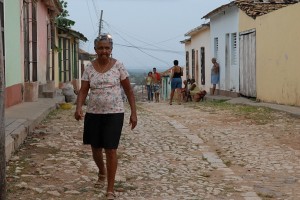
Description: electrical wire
114,43,183,54
103,20,182,53
108,27,171,67
84,4,179,67
85,1,96,34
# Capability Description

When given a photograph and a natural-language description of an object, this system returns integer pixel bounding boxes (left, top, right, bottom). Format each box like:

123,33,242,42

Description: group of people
168,58,219,104
145,67,161,103
145,58,220,105
74,32,220,200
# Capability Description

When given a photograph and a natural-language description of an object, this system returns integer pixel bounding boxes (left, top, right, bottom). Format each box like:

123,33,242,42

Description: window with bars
46,23,51,81
0,0,4,77
185,51,189,78
32,2,37,81
23,1,38,82
0,0,4,56
73,43,78,79
59,37,71,82
192,49,195,79
23,1,30,82
231,33,237,65
214,37,219,60
200,47,205,85
51,22,55,80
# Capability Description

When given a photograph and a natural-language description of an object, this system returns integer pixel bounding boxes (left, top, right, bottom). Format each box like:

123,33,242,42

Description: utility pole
0,11,6,199
98,10,103,36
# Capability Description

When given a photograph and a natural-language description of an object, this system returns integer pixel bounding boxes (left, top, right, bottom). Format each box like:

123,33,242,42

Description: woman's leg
169,89,175,104
92,147,106,179
150,85,153,101
176,88,182,104
212,84,216,95
146,85,151,101
105,149,118,194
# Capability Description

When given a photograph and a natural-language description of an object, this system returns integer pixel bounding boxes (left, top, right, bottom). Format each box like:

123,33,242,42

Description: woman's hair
148,71,152,76
173,60,179,65
94,33,113,47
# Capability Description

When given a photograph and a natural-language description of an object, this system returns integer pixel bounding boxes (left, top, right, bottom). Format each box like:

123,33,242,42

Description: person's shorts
83,113,124,149
211,74,220,84
171,78,182,90
153,84,160,93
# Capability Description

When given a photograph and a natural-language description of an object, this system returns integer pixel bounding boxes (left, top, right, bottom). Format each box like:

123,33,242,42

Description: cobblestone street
6,101,300,200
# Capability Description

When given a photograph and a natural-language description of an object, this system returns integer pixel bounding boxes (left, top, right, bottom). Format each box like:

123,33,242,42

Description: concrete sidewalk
5,96,64,161
205,95,300,118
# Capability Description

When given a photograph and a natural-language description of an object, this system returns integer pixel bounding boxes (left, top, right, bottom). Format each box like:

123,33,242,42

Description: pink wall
37,2,50,84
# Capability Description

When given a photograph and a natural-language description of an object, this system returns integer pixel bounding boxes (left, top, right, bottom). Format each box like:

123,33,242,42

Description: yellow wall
239,11,256,32
239,4,300,106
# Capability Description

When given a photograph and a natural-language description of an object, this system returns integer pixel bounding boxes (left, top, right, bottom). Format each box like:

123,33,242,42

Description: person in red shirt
152,67,161,102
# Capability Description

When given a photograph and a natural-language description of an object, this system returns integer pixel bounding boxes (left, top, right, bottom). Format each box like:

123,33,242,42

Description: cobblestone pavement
6,101,300,200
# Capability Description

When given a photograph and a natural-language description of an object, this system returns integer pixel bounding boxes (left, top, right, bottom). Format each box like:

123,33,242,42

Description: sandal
106,192,116,200
94,173,105,188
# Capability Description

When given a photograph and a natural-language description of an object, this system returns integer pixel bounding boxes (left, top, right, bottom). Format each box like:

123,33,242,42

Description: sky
67,0,229,71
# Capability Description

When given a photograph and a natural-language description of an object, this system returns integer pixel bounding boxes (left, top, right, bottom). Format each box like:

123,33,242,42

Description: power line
86,8,177,67
103,20,182,53
103,21,176,67
115,43,183,54
109,28,171,67
85,1,96,33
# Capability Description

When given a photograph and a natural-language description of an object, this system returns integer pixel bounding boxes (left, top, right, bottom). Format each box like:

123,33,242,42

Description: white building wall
188,29,211,92
210,6,240,93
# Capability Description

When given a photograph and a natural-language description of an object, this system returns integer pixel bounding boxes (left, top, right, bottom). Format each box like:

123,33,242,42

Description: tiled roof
235,0,299,18
202,0,299,19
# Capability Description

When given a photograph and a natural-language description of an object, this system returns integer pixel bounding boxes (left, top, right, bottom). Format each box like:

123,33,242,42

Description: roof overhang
184,23,210,37
58,26,88,42
41,0,63,17
180,38,191,44
202,2,235,19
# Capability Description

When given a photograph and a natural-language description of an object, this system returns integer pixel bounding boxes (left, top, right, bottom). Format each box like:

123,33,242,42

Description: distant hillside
128,67,169,74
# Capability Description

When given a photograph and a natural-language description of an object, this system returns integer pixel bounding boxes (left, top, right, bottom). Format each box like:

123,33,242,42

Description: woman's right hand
74,108,83,121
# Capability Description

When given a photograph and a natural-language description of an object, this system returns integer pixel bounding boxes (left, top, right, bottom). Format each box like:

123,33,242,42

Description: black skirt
83,113,124,149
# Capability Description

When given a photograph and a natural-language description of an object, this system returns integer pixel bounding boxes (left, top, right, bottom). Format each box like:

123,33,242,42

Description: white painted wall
186,28,211,92
209,6,240,93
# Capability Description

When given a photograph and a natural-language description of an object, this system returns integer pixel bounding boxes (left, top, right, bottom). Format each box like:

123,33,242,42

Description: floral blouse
82,60,129,114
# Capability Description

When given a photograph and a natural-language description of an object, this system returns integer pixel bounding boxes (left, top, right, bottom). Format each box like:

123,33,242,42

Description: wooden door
239,30,256,97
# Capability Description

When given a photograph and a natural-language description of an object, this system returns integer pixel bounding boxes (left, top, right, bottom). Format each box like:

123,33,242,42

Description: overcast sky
67,0,229,71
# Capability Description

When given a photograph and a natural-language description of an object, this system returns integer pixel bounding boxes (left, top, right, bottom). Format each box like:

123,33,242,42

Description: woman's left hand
129,113,137,130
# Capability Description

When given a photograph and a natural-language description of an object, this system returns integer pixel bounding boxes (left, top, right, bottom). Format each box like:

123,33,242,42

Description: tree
56,0,75,28
0,12,6,199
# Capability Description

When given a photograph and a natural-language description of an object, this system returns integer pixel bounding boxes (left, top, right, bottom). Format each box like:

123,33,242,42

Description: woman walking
145,71,153,102
169,60,183,105
75,34,137,200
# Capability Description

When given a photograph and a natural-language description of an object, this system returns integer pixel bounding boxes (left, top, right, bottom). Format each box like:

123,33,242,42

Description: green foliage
58,0,69,18
56,0,75,28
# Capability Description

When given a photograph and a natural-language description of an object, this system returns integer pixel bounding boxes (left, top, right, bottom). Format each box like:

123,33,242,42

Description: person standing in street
75,34,137,200
169,60,183,105
152,67,161,102
145,71,153,102
211,57,220,95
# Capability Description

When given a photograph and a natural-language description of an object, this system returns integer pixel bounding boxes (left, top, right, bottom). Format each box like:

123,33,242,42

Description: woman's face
94,40,112,59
